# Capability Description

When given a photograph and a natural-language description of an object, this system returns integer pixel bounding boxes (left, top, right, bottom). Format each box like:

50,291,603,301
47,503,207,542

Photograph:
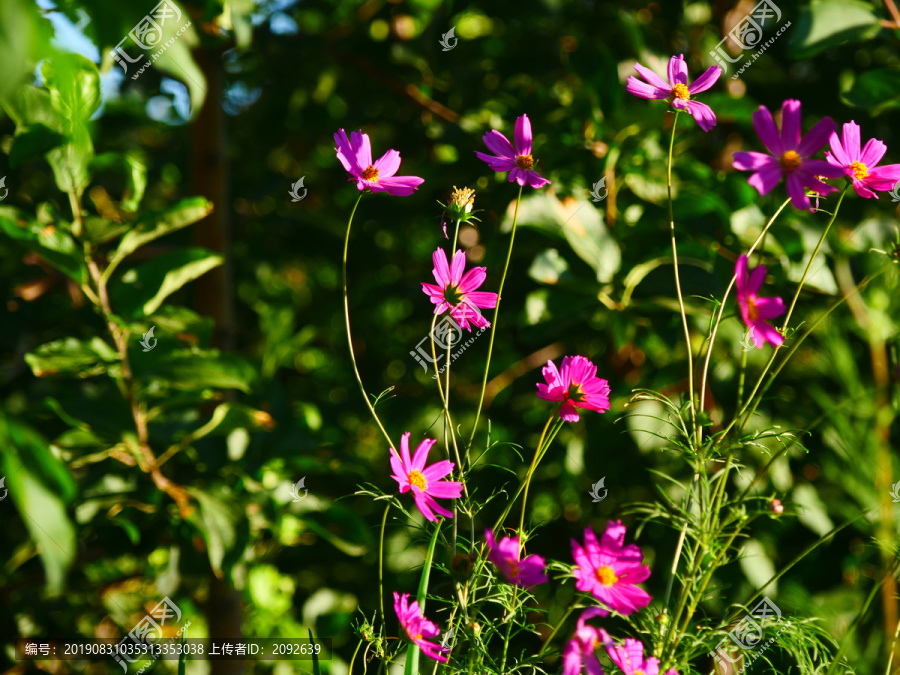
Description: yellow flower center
595,565,619,586
635,671,646,675
747,296,759,322
850,161,869,180
515,154,534,170
408,470,428,490
450,185,475,212
671,83,690,100
361,165,380,181
413,632,422,641
779,150,802,171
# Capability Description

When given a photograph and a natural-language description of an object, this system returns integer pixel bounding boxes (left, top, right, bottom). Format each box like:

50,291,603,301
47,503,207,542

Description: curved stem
666,113,697,443
342,192,395,449
467,185,524,453
379,501,391,631
517,417,561,551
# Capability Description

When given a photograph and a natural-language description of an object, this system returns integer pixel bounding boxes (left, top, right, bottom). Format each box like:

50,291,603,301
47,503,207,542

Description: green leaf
309,628,321,675
90,152,147,211
24,337,119,378
111,247,223,317
82,217,131,245
46,118,94,194
109,198,214,271
405,521,442,675
788,0,881,60
0,414,77,596
528,249,570,284
174,403,272,449
41,53,102,121
187,488,247,578
503,193,621,283
0,207,85,282
139,350,256,393
9,123,66,167
841,68,900,115
150,21,207,118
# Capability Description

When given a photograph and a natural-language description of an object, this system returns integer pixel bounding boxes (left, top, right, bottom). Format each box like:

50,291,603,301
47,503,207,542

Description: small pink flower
390,432,463,522
606,638,667,675
625,54,721,131
562,607,611,675
771,498,784,515
421,248,498,332
334,128,424,196
484,529,549,588
732,99,844,210
536,356,611,422
572,521,652,616
393,592,447,663
735,255,785,348
826,120,900,199
475,114,551,188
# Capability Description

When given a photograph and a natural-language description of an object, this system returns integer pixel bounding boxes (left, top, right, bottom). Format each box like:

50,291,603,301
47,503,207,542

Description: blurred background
0,0,898,673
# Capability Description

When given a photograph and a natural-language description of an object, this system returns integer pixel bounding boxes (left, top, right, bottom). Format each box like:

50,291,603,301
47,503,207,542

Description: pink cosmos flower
389,432,463,522
735,255,785,348
475,114,551,188
421,248,498,332
393,592,447,663
732,99,844,210
572,521,652,616
334,128,424,196
625,54,721,131
484,529,549,588
606,638,675,675
536,355,611,422
825,120,900,199
562,607,611,675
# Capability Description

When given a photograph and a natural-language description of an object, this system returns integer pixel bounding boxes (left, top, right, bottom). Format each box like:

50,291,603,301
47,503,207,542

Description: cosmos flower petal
411,438,436,471
751,105,783,156
334,129,360,174
735,255,749,295
797,116,836,157
747,264,766,295
475,152,518,172
780,99,802,150
785,172,812,210
733,152,779,172
633,62,672,91
482,130,517,158
449,249,467,285
828,129,851,166
350,130,373,169
373,149,401,178
626,76,669,99
668,53,688,86
859,137,888,167
688,64,722,94
515,114,533,156
841,121,862,162
747,166,783,196
754,296,785,320
684,99,717,132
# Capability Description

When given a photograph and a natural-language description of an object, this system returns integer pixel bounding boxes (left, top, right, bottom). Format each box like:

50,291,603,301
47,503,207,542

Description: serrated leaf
25,337,119,378
110,198,213,269
111,247,223,317
0,207,86,282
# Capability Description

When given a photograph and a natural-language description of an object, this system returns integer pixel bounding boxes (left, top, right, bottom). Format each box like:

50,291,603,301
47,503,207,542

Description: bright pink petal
350,130,372,169
733,151,779,172
859,137,887,167
785,172,811,210
747,166,784,196
754,296,785,320
465,291,498,309
425,480,463,499
798,116,837,158
828,129,851,166
633,62,672,90
525,170,552,188
399,432,413,470
626,76,669,99
421,459,455,481
668,54,688,86
334,129,360,174
753,320,784,347
432,248,451,287
747,264,766,295
752,105,783,155
515,114,532,155
482,129,517,158
688,64,722,94
685,99,717,132
475,151,518,172
411,437,435,471
372,176,424,196
449,249,466,286
735,255,749,295
841,121,862,163
780,99,802,151
373,149,401,178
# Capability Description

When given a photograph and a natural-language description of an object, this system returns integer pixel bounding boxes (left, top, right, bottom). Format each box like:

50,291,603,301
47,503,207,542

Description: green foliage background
0,0,898,673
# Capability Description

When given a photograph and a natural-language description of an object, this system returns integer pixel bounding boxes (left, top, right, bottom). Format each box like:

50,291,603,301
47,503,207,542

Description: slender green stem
736,346,748,411
663,471,698,609
884,607,900,675
379,502,391,632
500,592,516,675
538,605,578,656
665,113,697,443
698,197,791,448
467,185,524,453
343,192,395,449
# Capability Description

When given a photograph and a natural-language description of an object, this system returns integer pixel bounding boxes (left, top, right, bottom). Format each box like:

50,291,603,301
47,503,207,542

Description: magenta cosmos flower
735,255,785,348
826,121,900,199
421,248,498,332
484,529,549,588
572,521,651,616
475,114,551,188
536,355,611,422
607,638,677,675
732,99,844,210
334,129,424,196
562,607,611,675
389,432,463,522
625,54,721,131
393,592,447,663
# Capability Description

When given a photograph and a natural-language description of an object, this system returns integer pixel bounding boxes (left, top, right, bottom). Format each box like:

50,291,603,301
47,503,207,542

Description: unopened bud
770,498,784,515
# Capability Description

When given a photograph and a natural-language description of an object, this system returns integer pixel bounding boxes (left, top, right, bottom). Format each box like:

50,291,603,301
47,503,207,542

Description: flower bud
770,498,784,515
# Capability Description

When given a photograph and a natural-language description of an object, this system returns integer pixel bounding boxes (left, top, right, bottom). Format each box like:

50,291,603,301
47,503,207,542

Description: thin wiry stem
467,185,524,453
342,192,395,449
